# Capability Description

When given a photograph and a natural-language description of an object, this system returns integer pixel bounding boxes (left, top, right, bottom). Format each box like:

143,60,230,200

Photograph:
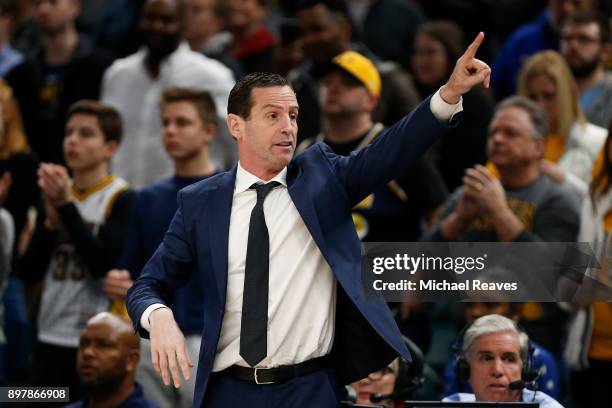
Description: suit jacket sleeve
126,190,195,338
323,96,458,207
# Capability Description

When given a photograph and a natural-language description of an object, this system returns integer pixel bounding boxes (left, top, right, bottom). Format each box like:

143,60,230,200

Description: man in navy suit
127,33,491,407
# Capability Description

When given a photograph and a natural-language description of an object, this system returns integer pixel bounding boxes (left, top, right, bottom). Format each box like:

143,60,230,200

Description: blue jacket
126,97,456,407
491,10,559,99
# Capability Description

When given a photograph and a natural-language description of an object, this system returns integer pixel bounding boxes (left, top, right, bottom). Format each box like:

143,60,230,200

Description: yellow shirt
544,133,564,163
588,210,612,361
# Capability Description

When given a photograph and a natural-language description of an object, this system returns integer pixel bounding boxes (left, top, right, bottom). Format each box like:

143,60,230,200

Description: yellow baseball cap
330,50,382,97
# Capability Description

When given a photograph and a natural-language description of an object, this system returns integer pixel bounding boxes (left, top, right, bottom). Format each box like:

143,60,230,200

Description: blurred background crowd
1,0,612,407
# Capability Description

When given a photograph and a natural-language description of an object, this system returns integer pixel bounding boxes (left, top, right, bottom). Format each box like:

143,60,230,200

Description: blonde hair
0,80,29,159
517,50,586,141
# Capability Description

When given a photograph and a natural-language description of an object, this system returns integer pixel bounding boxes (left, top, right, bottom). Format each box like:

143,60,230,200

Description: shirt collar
235,162,287,195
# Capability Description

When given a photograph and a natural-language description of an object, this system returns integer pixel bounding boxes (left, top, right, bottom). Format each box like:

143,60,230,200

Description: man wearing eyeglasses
350,360,400,407
560,11,612,128
422,96,580,244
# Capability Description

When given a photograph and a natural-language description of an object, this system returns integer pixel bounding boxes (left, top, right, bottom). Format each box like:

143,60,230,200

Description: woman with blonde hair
517,50,606,198
565,123,612,407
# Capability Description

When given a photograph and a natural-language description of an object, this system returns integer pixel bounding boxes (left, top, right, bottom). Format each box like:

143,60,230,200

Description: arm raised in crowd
37,162,136,278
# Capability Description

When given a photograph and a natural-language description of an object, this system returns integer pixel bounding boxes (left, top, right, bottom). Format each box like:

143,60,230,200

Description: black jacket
6,36,114,164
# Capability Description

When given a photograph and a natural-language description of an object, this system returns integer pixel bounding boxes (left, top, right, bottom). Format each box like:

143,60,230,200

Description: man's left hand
103,269,134,301
462,164,506,215
440,32,491,104
540,160,565,184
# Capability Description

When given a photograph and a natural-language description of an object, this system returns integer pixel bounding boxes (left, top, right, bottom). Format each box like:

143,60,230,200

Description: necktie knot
251,181,280,202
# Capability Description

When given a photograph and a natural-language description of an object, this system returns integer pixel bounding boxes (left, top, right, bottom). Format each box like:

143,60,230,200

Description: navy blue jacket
127,97,456,407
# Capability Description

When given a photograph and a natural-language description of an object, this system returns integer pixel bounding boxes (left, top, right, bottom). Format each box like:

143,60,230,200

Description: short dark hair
228,72,291,119
564,11,610,43
160,87,217,125
67,100,123,144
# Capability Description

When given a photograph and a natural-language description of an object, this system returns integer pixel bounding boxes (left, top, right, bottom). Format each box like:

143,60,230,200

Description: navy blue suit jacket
127,97,456,407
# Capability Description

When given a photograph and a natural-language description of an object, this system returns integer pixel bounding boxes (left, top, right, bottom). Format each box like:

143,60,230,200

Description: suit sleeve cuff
141,303,169,332
430,89,463,122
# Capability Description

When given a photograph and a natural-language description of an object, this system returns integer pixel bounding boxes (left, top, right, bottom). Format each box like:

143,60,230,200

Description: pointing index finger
464,32,484,60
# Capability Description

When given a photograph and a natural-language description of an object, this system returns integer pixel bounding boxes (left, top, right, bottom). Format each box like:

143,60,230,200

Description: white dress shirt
140,90,462,369
101,43,236,188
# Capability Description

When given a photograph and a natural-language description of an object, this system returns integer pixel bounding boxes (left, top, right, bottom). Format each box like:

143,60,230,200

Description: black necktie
240,181,280,367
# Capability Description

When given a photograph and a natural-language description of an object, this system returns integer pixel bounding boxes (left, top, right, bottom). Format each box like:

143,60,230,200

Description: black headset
395,336,425,394
370,336,425,404
452,318,538,387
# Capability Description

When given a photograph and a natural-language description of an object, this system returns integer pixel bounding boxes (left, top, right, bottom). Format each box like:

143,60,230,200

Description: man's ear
71,0,83,20
104,140,119,158
203,122,217,143
227,113,243,142
534,137,545,160
601,42,612,62
125,349,140,373
367,94,380,112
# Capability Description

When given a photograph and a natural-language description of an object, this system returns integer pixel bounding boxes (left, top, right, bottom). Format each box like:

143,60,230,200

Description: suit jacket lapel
287,164,328,262
209,164,329,306
208,166,236,307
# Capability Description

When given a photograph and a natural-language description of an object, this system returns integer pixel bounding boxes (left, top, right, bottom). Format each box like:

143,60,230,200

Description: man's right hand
103,269,133,300
441,189,479,240
149,307,193,388
440,32,491,104
455,188,480,224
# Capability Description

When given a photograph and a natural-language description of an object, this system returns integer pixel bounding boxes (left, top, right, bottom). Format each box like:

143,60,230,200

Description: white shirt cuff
140,303,169,332
430,88,463,122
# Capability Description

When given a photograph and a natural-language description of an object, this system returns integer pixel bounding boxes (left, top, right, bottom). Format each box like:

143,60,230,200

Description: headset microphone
370,380,424,403
508,380,527,390
508,371,540,391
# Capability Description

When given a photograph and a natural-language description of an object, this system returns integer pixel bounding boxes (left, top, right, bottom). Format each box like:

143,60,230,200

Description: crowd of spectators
0,0,611,407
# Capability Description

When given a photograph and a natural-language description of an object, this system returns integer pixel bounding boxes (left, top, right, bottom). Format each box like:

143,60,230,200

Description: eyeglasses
367,367,395,381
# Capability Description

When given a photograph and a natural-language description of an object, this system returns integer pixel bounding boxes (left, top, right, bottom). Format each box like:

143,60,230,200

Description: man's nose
80,345,95,358
164,122,176,135
300,31,316,48
490,131,504,143
149,18,166,32
280,115,293,133
65,131,78,144
491,358,504,376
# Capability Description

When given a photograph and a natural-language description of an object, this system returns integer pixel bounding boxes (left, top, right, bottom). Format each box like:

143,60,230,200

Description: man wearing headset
443,302,560,399
443,314,563,407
